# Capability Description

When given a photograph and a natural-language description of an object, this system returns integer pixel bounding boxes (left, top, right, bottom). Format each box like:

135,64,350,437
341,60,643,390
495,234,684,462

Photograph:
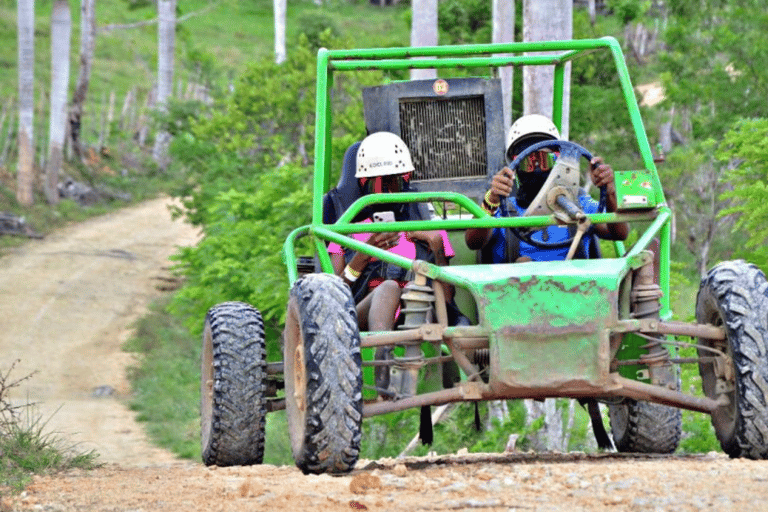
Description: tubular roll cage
283,36,671,314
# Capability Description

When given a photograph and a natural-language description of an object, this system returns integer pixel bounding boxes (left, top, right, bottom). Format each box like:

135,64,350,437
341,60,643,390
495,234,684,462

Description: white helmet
506,114,560,161
356,132,415,178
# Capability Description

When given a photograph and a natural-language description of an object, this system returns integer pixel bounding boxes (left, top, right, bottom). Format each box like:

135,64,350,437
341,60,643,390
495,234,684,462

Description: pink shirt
327,219,454,260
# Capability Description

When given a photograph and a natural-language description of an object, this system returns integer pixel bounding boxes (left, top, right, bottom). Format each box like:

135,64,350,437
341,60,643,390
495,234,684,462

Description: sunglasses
518,150,557,173
360,172,411,194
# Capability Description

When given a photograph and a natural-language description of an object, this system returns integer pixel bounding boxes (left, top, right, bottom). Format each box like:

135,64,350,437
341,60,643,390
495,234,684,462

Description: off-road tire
284,273,363,474
696,260,768,459
201,301,267,466
609,399,682,453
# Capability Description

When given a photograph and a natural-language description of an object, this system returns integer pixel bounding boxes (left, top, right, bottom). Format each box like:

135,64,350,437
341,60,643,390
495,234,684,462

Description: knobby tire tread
697,260,768,459
290,274,362,474
609,399,682,454
201,301,267,467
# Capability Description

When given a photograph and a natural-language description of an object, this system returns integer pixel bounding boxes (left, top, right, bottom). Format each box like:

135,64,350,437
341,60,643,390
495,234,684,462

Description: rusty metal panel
449,259,628,391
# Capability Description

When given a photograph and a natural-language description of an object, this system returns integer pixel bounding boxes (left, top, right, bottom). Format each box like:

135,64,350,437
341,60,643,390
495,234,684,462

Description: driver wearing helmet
465,114,629,262
328,132,458,332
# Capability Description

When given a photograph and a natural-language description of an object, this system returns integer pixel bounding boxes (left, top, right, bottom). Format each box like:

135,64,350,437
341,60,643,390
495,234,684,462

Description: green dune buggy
199,37,768,474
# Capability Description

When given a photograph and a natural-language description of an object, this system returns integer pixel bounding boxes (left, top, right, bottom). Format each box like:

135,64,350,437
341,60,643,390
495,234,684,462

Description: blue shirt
487,194,599,263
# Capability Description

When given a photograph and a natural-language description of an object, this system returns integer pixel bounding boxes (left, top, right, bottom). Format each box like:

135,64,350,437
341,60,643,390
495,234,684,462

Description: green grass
0,412,100,494
0,0,410,251
0,363,99,495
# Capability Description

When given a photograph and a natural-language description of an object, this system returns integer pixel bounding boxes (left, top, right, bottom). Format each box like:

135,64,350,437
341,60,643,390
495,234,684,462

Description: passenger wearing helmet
328,132,457,332
465,114,628,262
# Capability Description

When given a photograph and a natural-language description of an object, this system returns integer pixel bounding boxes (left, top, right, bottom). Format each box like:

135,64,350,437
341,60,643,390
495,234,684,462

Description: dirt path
0,196,200,466
10,452,768,511
2,198,768,511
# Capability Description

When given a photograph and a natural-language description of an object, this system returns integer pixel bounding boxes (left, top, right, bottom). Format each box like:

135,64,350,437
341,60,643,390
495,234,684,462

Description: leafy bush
718,118,768,273
167,32,381,357
169,163,313,349
437,0,491,44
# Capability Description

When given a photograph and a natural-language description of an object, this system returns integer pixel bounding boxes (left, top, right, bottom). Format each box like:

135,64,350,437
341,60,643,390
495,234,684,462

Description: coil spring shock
384,280,436,398
398,281,435,329
631,252,675,387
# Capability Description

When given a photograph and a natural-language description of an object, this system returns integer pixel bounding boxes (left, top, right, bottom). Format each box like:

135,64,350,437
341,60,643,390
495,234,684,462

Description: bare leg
356,292,374,331
366,280,402,332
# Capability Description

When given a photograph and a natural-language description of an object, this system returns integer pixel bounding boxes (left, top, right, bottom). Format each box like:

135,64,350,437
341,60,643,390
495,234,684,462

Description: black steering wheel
500,139,607,250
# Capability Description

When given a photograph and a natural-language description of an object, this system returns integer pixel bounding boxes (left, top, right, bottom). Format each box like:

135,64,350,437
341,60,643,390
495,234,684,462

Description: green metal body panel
616,333,652,383
614,170,658,210
447,259,627,390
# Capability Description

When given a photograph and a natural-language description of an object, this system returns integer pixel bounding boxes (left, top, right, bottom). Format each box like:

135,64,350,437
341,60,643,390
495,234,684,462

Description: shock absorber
389,278,435,398
631,252,675,388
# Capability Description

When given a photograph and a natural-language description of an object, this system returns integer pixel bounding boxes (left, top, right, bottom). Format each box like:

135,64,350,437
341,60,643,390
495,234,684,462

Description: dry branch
98,2,217,33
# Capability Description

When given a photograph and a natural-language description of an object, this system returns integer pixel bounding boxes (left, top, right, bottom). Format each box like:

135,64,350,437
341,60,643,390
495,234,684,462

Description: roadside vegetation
0,362,99,494
2,0,767,469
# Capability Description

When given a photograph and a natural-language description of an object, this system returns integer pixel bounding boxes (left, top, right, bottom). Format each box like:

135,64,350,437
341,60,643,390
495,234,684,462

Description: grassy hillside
0,0,410,94
0,0,410,163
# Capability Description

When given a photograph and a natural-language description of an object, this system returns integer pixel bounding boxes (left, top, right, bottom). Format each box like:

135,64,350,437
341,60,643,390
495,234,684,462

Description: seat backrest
323,141,363,225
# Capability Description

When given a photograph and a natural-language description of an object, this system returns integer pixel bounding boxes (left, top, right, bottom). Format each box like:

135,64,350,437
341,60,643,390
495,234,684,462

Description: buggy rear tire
608,399,681,453
284,273,363,474
696,260,768,459
201,301,267,466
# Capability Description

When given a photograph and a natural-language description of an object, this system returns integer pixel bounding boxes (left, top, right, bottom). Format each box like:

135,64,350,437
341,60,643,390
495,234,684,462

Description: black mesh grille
398,96,487,181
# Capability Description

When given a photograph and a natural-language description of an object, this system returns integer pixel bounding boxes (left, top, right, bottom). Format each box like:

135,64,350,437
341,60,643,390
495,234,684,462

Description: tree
522,0,572,138
152,0,176,170
521,0,574,451
46,0,72,205
717,118,768,272
410,0,438,80
70,0,96,161
274,0,286,64
17,0,35,207
656,1,768,272
492,0,514,131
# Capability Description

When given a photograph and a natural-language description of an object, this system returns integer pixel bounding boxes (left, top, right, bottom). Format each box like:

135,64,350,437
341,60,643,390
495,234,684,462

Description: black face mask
515,170,549,209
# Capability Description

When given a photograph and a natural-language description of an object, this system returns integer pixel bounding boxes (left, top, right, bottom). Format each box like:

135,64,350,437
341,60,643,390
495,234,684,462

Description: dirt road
2,198,768,511
0,197,199,466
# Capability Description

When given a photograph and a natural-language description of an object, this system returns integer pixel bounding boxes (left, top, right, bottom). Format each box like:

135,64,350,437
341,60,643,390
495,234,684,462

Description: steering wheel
500,139,607,250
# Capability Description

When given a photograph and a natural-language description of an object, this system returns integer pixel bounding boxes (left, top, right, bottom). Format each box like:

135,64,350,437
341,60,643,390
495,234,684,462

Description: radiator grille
398,96,487,181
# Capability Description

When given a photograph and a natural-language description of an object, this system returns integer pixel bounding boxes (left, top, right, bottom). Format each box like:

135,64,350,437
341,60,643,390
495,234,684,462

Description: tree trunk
522,0,572,138
492,0,515,132
152,0,176,171
46,0,72,205
486,400,509,431
521,0,572,448
17,0,35,207
410,0,437,80
273,0,286,64
70,0,96,161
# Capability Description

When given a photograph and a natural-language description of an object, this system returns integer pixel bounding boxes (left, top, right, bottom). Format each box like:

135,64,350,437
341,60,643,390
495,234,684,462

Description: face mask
515,170,550,208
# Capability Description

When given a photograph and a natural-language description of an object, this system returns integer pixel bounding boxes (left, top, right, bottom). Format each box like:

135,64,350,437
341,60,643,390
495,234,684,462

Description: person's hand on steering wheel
488,167,516,205
589,156,615,194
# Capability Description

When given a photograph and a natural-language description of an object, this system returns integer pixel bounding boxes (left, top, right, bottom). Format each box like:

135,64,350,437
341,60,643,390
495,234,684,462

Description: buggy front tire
696,260,768,459
201,301,267,466
284,273,363,474
608,399,681,453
